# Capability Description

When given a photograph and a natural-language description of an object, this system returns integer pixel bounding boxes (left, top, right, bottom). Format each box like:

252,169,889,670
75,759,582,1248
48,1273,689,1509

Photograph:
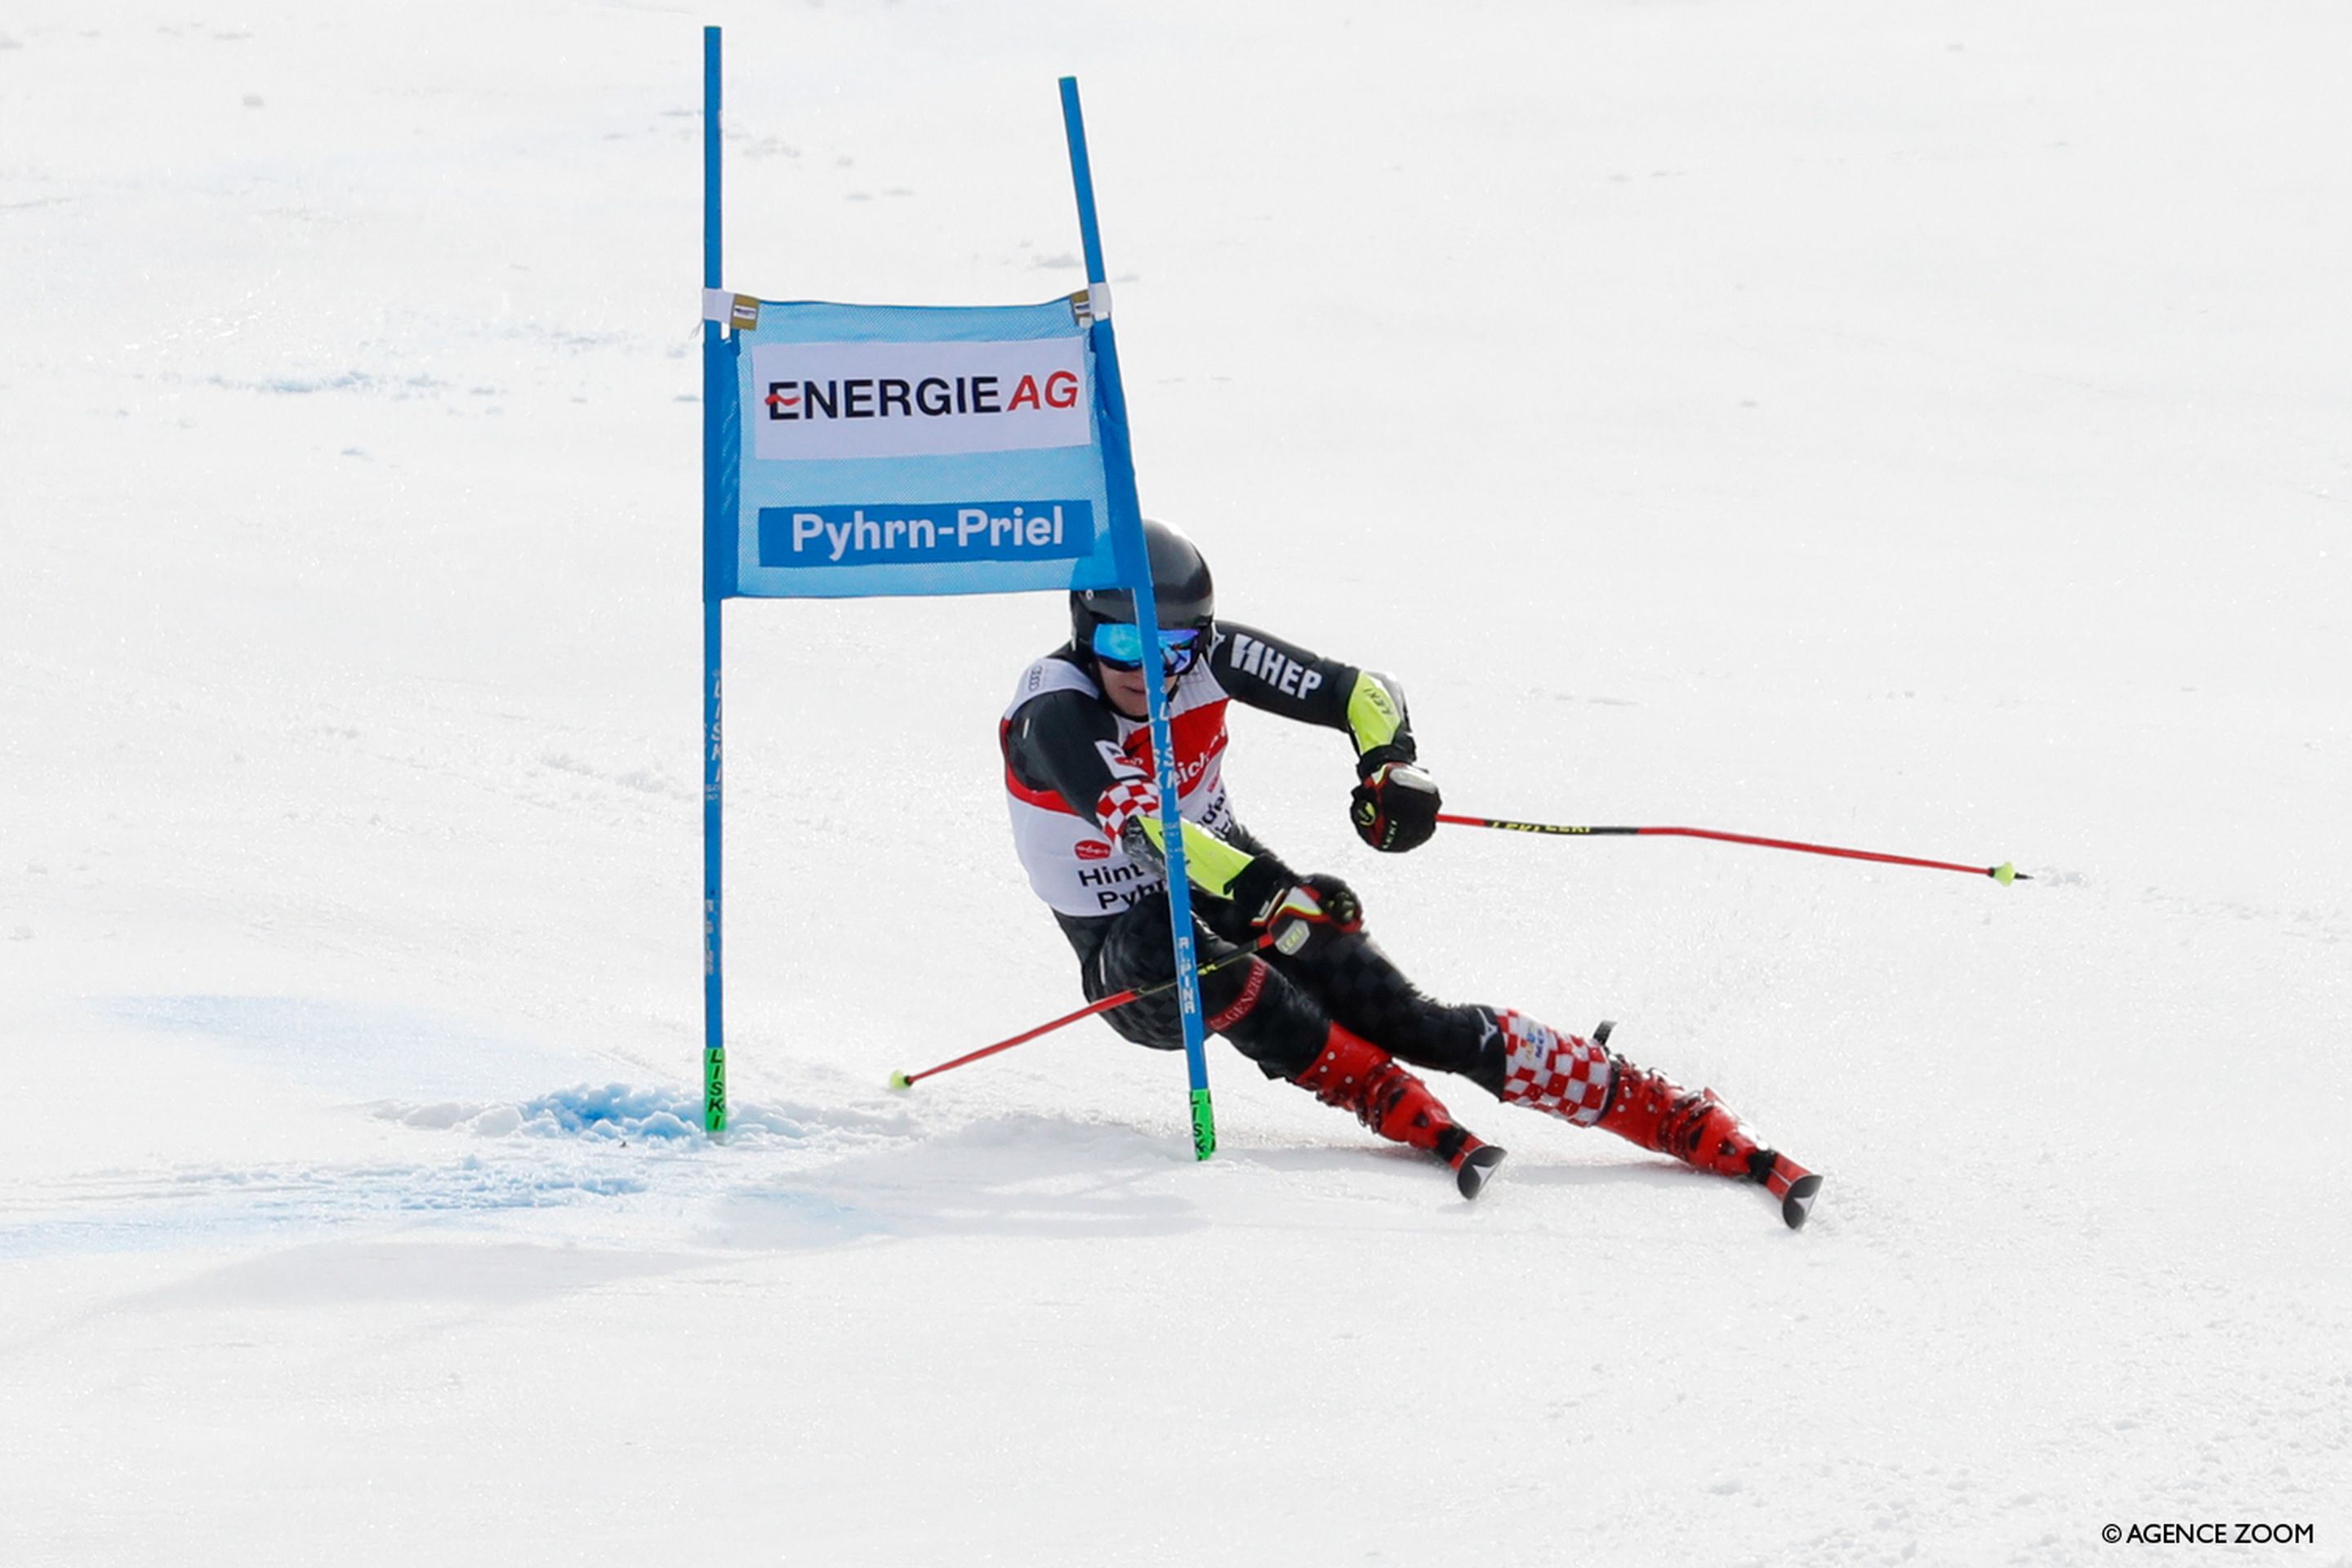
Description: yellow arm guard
1137,814,1260,900
1346,670,1408,757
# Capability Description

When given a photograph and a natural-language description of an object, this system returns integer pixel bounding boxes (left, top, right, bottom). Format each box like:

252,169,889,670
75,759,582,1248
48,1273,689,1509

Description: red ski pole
889,931,1279,1089
1435,813,2028,884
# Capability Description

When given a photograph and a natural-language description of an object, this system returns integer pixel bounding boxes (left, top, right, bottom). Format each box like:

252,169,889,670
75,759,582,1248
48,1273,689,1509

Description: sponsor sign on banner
750,340,1089,461
717,296,1125,600
755,500,1091,568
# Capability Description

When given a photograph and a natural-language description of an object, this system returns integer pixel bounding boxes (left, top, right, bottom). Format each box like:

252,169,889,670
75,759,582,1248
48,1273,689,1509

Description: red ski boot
1291,1025,1508,1200
1588,1022,1822,1229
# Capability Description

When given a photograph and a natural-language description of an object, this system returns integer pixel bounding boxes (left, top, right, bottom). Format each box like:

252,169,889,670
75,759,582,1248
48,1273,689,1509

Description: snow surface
4,2,2349,1564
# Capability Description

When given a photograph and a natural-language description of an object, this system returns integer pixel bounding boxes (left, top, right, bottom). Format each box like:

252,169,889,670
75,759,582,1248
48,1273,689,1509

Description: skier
1000,519,1819,1224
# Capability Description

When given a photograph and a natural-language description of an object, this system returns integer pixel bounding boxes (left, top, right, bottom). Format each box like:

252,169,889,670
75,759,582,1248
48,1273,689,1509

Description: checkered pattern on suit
1094,777,1158,842
1497,1010,1614,1125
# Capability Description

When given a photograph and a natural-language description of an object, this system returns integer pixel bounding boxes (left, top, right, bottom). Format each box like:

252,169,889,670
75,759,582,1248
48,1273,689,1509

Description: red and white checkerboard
1094,776,1159,843
1497,1010,1613,1125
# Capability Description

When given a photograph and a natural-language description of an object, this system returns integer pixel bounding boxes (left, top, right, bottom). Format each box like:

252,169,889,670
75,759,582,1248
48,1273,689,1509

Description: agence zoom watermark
2103,1521,2314,1546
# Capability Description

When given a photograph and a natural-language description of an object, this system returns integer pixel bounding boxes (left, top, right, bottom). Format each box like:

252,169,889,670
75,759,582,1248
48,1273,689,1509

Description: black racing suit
1000,622,1508,1093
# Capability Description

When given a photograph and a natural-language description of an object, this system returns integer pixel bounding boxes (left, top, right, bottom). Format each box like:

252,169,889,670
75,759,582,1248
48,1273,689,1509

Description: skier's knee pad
1091,897,1178,993
1089,898,1188,1050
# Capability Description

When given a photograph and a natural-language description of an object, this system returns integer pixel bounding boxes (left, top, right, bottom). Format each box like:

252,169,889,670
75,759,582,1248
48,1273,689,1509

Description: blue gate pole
1059,77,1216,1160
701,24,728,1135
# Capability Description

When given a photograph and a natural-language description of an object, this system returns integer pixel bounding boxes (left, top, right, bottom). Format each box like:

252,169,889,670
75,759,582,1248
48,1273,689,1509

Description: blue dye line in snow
0,1162,657,1261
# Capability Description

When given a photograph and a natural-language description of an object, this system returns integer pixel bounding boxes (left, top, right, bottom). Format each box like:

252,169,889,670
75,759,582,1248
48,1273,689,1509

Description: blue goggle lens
1092,622,1202,673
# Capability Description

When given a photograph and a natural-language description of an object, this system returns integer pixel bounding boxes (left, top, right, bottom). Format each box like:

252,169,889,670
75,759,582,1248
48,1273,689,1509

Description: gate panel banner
719,296,1122,600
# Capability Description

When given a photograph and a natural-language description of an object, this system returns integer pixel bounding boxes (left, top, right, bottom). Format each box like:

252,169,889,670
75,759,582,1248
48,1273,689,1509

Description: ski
1452,1141,1508,1200
1756,1151,1823,1230
1437,1123,1508,1200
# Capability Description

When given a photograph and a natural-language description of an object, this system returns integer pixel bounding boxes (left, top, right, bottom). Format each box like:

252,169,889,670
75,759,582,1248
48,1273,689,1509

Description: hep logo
1075,837,1112,862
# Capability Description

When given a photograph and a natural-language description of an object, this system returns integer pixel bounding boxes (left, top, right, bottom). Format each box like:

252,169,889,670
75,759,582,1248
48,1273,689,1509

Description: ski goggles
1090,621,1204,675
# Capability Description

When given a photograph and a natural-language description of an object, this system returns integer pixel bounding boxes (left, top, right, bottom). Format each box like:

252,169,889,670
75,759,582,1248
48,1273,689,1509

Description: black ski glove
1351,742,1441,853
1227,856,1364,960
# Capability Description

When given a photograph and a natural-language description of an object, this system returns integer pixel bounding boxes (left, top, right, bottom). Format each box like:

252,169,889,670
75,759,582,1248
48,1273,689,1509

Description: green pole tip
888,1071,912,1091
1992,862,2016,885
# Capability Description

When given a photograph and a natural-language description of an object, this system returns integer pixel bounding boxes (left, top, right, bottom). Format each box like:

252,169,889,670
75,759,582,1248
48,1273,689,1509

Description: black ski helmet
1069,519,1215,653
